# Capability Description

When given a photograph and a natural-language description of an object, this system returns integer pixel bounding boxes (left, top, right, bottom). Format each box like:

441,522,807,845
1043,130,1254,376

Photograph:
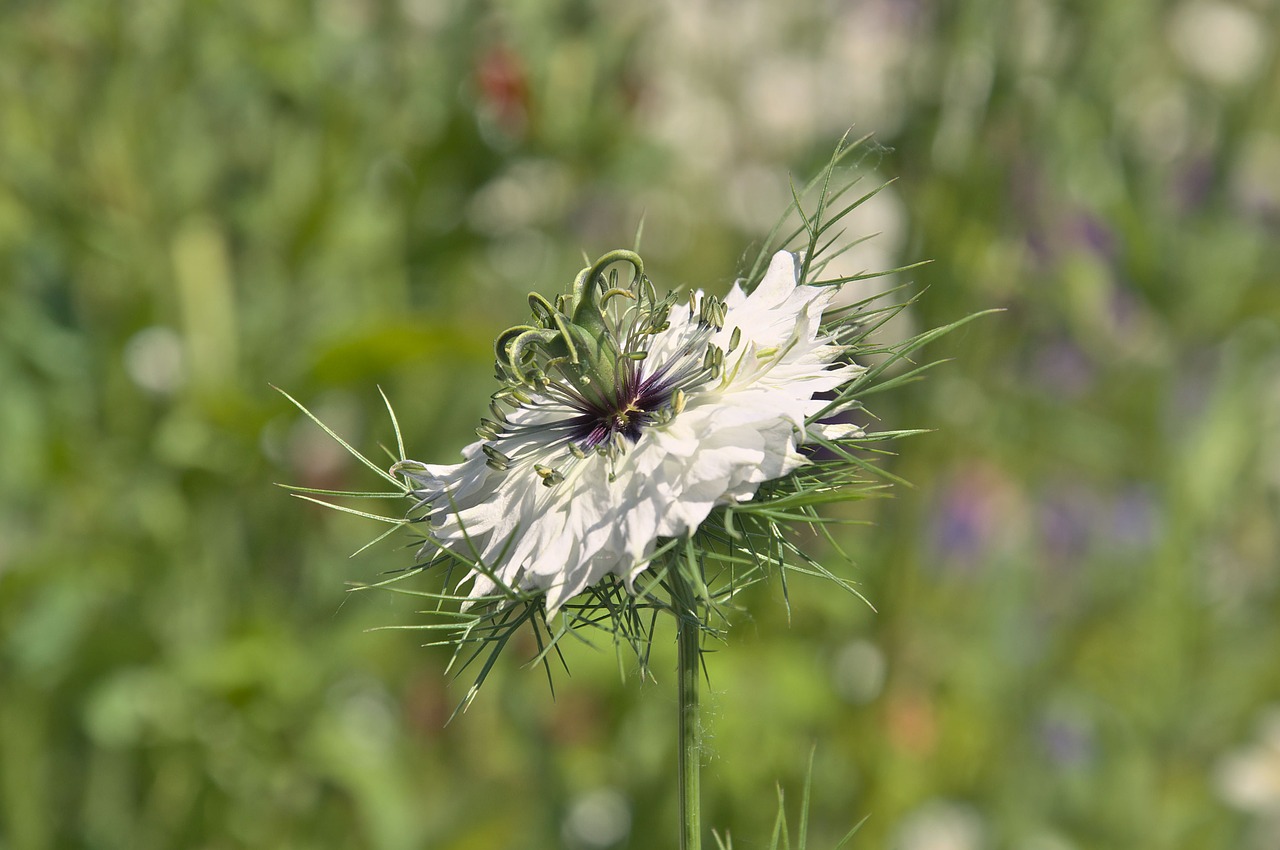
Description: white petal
812,422,865,441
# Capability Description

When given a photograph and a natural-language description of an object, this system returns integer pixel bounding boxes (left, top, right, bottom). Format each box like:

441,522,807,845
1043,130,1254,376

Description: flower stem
675,576,702,850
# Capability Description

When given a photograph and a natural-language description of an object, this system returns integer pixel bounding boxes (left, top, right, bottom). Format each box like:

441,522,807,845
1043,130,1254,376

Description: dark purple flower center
568,362,679,449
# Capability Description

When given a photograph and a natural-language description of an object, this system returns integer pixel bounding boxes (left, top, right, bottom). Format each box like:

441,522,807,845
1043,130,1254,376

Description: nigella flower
391,249,864,615
284,142,983,840
281,138,981,695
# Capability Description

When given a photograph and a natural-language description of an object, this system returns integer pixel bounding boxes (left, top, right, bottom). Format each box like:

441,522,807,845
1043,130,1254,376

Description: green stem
676,580,702,850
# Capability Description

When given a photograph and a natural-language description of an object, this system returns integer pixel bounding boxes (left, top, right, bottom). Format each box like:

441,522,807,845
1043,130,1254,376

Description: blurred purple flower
1109,486,1158,551
1032,338,1095,399
929,463,1025,571
1020,194,1123,273
1037,481,1158,567
1038,484,1097,566
1038,708,1096,769
1069,211,1119,261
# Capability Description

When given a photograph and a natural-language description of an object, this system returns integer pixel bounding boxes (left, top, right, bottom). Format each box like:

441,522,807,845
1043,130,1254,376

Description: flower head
392,249,863,615
282,137,983,701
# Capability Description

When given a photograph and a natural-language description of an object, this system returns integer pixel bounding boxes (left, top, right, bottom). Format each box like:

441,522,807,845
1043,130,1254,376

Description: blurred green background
3,1,1280,848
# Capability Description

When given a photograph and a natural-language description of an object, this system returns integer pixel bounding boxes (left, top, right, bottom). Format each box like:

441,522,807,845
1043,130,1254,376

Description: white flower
393,250,864,615
1215,707,1280,815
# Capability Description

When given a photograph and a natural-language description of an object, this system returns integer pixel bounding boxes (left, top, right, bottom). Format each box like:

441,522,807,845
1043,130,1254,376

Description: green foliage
2,1,1279,849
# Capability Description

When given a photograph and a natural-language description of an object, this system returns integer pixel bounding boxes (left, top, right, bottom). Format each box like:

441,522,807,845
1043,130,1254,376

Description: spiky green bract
279,133,988,709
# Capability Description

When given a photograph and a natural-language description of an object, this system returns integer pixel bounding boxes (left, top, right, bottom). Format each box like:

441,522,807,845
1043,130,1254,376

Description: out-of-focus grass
2,2,1278,848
